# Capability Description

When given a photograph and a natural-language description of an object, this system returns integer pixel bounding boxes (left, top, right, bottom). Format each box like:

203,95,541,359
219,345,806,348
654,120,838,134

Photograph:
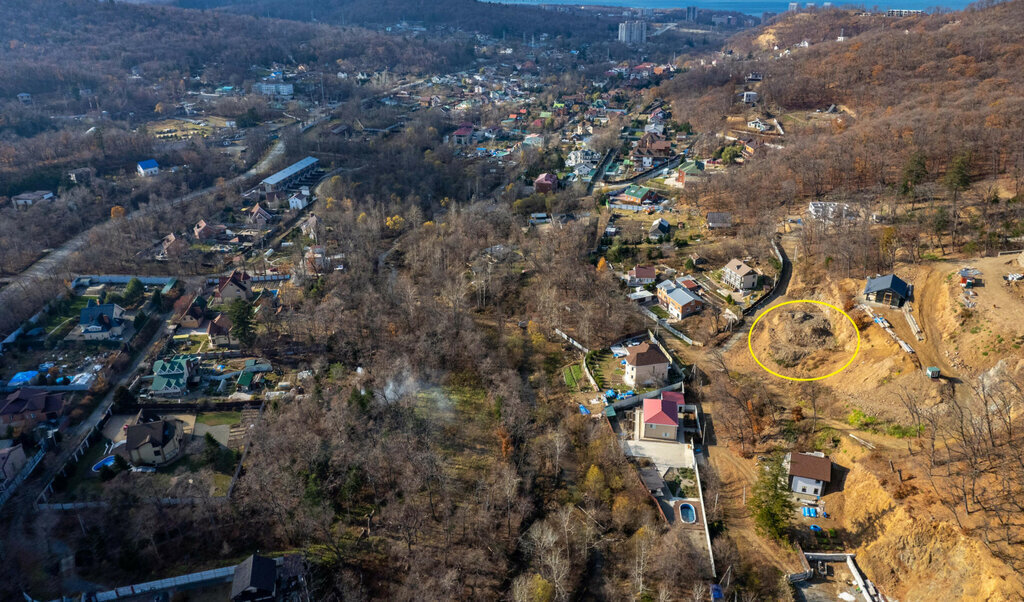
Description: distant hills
171,0,616,38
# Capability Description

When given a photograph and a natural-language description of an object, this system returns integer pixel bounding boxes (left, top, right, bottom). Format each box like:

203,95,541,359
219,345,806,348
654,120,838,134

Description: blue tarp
578,404,591,415
8,370,38,387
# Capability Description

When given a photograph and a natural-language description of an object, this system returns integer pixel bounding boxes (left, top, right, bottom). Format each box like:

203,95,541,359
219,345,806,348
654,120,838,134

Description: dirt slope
829,464,1024,602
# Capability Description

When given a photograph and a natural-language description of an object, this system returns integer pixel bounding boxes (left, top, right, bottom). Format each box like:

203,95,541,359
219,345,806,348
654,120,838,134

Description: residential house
300,213,321,242
740,138,764,158
657,280,704,319
150,355,199,397
528,213,551,226
207,313,234,347
178,295,208,329
706,212,733,229
566,149,600,168
632,133,673,169
642,398,678,441
451,126,473,145
626,265,657,287
305,246,330,273
623,342,670,387
194,219,227,241
231,554,278,602
863,274,910,307
214,270,253,304
125,415,184,466
644,122,665,136
11,190,54,208
0,444,28,490
807,201,852,223
287,187,311,210
747,118,771,132
722,259,758,290
136,159,160,177
77,301,127,340
0,389,66,431
534,173,558,194
248,203,273,227
649,218,670,240
786,451,832,496
161,233,189,258
675,160,704,187
739,91,759,104
688,253,708,269
236,370,263,392
17,92,32,104
614,185,659,207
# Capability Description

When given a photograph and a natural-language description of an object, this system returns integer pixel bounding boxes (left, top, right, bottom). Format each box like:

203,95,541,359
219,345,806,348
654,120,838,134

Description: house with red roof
451,126,473,145
642,398,678,441
534,173,558,194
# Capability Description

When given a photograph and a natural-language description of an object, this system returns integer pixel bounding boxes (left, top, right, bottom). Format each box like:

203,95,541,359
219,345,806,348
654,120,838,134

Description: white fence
85,565,236,601
639,306,702,346
692,459,717,579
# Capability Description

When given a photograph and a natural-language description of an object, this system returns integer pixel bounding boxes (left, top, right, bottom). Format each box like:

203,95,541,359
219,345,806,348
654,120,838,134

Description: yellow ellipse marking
747,299,861,382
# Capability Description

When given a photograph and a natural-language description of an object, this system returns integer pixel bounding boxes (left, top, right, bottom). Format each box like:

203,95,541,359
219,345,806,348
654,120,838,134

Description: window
813,488,819,495
801,487,807,493
154,449,162,456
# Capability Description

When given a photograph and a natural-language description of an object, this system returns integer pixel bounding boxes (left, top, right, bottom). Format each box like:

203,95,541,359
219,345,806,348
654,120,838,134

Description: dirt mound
830,464,1024,601
749,304,857,379
766,309,837,366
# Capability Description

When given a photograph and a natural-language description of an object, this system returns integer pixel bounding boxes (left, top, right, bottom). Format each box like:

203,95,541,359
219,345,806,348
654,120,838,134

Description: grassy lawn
651,305,669,319
55,441,109,501
562,364,583,390
586,349,611,390
196,411,242,427
42,296,93,333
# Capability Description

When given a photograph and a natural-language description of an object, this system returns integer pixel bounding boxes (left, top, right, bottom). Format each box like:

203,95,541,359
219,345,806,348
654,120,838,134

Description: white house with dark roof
722,259,758,290
785,451,833,496
624,342,670,387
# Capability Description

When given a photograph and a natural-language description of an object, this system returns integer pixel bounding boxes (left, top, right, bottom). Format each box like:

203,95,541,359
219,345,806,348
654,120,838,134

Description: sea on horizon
487,0,972,16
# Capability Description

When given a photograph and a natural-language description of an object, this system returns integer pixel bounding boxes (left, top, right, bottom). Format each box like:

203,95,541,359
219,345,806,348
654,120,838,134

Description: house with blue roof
136,159,159,177
863,274,910,307
77,301,127,340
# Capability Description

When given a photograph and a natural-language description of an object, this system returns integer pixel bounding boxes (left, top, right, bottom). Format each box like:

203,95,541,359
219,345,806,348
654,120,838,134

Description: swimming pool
679,503,697,524
91,455,116,472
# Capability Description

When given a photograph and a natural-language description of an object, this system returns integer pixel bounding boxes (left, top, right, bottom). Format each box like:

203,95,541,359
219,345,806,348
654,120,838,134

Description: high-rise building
685,6,698,21
788,2,799,10
617,21,647,45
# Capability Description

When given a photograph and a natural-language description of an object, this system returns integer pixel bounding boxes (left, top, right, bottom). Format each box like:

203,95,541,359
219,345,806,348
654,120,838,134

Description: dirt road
703,404,802,575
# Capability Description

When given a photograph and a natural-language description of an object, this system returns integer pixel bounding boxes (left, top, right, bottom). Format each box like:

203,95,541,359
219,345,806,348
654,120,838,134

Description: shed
863,274,910,306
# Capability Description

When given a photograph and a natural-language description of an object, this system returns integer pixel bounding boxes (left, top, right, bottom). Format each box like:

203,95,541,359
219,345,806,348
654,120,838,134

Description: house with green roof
151,355,200,397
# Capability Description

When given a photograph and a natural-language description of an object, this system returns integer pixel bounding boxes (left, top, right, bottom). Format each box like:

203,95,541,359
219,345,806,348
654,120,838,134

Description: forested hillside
0,0,472,101
173,0,616,38
659,0,1024,270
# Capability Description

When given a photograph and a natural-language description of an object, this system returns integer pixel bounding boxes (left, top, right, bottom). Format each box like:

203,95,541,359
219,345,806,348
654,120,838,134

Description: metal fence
0,446,47,510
